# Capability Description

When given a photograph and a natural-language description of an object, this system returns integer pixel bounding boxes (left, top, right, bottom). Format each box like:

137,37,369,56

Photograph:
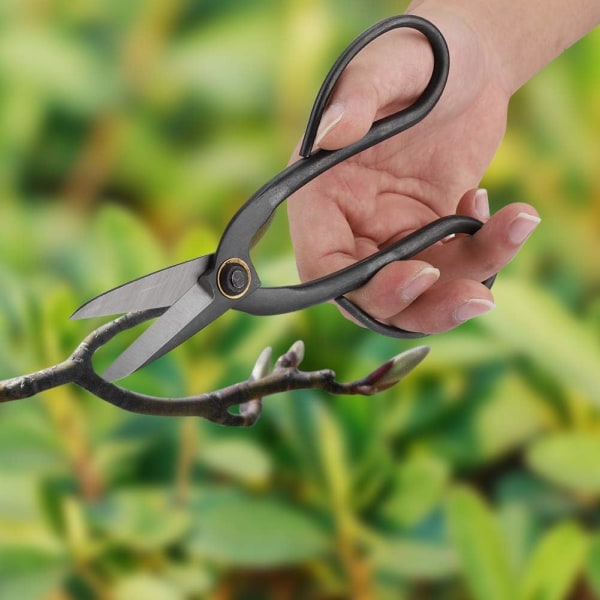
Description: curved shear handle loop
215,15,449,261
299,14,450,158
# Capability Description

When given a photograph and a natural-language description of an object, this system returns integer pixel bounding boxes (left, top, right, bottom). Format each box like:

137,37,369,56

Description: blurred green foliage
0,1,599,598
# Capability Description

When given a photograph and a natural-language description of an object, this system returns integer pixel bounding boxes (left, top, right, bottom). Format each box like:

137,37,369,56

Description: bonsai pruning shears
72,15,495,382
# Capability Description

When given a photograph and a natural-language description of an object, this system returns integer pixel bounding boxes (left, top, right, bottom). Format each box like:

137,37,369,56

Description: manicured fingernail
314,102,345,147
454,299,496,323
508,212,541,245
400,267,440,302
474,188,490,221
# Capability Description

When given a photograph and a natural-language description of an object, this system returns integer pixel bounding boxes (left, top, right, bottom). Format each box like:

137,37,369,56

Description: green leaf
498,502,538,580
424,332,512,369
585,534,600,597
267,394,352,514
38,282,83,365
159,10,279,112
0,546,66,599
526,432,600,496
380,454,449,528
114,574,185,600
0,27,116,112
93,438,152,485
87,204,165,296
198,437,272,487
0,265,38,377
482,277,600,405
422,374,552,469
519,522,588,600
372,537,459,580
497,471,580,519
88,488,189,551
0,407,63,472
188,492,330,567
447,486,517,600
314,401,351,515
472,374,553,462
0,473,63,550
162,563,214,598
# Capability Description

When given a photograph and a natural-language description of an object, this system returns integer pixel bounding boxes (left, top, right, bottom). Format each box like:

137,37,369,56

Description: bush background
0,1,599,598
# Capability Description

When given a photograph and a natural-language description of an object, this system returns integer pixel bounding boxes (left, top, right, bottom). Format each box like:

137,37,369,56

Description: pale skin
287,1,600,334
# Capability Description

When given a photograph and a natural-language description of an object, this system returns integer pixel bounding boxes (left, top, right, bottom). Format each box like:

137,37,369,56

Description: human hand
287,9,540,334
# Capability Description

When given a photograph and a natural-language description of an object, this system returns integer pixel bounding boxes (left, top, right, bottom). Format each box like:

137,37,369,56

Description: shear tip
70,300,109,320
69,307,89,320
102,361,133,383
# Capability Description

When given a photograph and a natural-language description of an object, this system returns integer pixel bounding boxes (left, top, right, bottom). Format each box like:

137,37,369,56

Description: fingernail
508,212,541,245
400,267,440,302
454,298,496,323
314,102,345,148
474,188,490,221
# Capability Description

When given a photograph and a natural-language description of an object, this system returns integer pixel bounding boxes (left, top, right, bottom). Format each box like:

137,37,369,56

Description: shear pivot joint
217,258,252,299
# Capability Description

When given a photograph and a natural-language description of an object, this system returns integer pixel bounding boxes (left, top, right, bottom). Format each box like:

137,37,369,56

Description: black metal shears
72,15,495,382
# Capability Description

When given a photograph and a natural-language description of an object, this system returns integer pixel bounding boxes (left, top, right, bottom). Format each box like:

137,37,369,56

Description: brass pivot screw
217,258,252,299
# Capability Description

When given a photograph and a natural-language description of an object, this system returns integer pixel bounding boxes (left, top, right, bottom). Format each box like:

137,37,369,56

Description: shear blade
71,254,213,319
102,281,228,382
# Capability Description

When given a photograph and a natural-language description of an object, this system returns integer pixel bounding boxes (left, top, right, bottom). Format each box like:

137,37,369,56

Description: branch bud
357,346,430,393
250,347,272,381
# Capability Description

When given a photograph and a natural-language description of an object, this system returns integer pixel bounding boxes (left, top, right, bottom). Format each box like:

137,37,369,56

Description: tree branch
0,310,429,427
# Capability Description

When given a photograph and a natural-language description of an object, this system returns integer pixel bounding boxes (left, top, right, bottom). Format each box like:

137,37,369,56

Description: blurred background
1,1,599,598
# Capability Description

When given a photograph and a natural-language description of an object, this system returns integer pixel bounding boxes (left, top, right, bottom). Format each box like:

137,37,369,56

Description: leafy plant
1,0,599,598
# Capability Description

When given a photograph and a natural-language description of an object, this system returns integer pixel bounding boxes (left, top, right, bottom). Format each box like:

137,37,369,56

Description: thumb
312,26,435,150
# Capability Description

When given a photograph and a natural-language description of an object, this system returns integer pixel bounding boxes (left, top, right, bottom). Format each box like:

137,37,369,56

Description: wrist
407,0,600,96
406,1,511,105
